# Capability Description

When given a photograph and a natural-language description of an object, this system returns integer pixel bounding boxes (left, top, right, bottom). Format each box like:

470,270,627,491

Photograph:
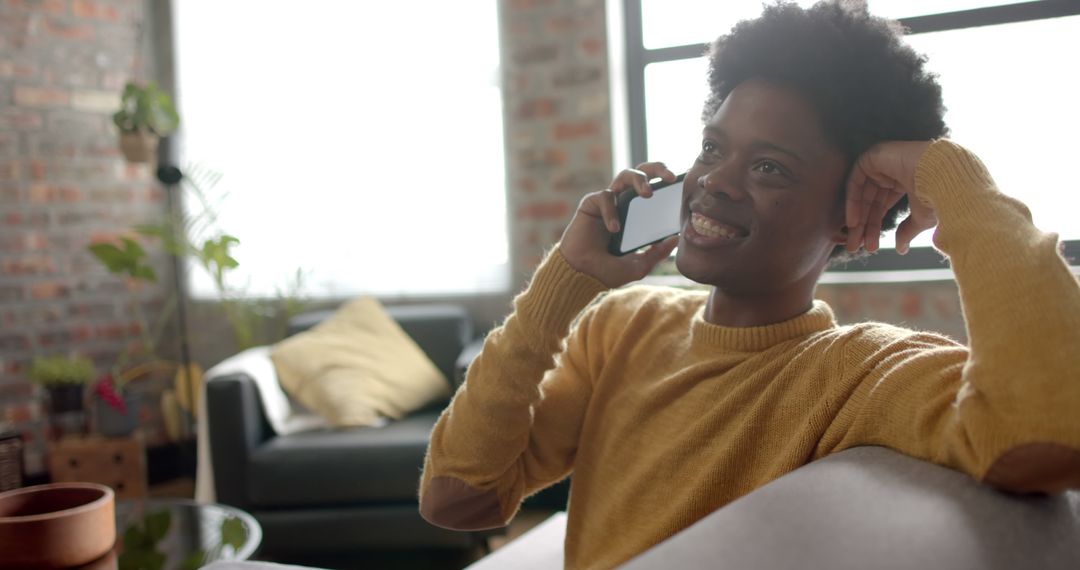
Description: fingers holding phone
559,162,682,289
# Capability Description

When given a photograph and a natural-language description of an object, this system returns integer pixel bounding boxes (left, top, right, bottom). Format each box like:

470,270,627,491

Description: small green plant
28,356,95,386
112,81,179,136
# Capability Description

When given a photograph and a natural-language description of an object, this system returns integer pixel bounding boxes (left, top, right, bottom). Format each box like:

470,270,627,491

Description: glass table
74,499,262,570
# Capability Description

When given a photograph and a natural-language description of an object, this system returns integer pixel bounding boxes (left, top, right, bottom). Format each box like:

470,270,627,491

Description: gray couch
205,446,1080,569
624,446,1080,569
205,304,489,561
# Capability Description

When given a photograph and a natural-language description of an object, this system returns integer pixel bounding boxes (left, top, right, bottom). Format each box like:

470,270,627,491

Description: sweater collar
691,300,837,351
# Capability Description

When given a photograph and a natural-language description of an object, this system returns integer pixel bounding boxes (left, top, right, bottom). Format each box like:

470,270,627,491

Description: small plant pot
46,385,85,414
118,130,159,163
45,385,88,439
93,393,139,438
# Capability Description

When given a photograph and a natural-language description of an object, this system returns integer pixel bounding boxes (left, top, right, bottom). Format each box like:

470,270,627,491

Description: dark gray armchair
205,303,493,561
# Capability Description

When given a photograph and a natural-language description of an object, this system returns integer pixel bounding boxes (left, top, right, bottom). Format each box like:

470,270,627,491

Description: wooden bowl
0,482,115,568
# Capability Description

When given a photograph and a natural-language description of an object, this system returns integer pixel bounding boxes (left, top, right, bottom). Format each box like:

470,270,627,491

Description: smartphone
608,173,686,256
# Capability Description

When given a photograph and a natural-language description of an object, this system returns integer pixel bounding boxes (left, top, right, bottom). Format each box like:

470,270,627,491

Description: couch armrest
624,446,1080,569
206,373,272,508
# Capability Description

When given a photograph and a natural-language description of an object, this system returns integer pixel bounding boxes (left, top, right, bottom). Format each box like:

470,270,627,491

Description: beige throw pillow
270,297,450,427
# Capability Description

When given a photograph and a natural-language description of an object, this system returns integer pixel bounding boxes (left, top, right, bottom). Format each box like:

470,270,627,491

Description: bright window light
172,1,508,299
641,13,1080,247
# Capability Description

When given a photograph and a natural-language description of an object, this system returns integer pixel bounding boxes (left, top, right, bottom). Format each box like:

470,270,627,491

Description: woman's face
676,78,850,294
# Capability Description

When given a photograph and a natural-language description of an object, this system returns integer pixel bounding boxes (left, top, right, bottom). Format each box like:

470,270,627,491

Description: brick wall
0,0,172,475
500,0,613,290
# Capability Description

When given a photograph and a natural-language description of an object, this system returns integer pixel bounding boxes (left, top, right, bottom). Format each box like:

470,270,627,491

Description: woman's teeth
691,213,740,239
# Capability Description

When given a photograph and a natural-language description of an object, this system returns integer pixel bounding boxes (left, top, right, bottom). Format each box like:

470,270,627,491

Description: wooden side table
48,433,147,499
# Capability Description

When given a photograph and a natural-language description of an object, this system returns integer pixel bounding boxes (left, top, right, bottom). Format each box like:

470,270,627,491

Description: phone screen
609,176,685,255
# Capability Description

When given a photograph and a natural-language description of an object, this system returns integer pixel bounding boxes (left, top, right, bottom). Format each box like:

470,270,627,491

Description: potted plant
113,81,179,164
28,356,95,437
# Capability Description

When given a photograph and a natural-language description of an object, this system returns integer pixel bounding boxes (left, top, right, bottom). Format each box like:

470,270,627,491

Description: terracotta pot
0,482,115,568
118,130,159,163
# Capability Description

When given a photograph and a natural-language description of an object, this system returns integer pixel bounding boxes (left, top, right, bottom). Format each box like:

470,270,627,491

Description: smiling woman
171,1,508,298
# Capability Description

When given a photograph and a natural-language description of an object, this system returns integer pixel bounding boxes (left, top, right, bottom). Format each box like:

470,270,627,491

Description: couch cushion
271,297,450,427
287,304,472,384
247,410,441,507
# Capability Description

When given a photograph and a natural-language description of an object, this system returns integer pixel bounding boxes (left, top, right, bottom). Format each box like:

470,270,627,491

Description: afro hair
703,0,948,258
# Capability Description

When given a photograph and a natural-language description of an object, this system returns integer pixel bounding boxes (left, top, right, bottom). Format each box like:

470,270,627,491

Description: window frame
622,0,1080,272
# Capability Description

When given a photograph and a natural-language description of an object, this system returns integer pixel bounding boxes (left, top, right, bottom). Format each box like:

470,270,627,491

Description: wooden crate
48,434,147,499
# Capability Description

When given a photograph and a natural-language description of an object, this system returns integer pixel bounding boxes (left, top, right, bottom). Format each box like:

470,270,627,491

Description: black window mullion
624,0,649,166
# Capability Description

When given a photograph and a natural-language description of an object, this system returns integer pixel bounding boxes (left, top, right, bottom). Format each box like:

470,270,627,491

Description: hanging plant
112,81,179,164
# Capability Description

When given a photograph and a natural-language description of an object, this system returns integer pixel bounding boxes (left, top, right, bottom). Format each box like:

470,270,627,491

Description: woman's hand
845,140,936,255
559,162,680,288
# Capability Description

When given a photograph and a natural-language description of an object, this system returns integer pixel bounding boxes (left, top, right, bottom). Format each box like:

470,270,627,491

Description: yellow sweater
419,140,1080,569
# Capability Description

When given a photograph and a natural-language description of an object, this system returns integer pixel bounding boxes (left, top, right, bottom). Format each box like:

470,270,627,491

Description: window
620,1,1080,268
173,1,508,298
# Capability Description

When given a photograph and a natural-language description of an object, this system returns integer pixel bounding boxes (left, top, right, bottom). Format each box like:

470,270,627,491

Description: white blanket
195,346,330,503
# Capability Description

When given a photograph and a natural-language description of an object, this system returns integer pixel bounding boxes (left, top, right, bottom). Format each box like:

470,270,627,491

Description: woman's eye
702,141,716,152
754,160,784,176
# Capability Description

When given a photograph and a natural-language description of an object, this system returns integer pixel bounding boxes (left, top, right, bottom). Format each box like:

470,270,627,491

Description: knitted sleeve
822,140,1080,492
418,248,609,529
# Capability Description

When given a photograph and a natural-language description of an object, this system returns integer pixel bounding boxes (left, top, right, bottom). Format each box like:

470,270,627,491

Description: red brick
0,132,17,157
28,184,81,203
553,66,602,88
0,108,44,130
101,71,128,91
6,403,33,424
29,281,69,300
29,159,45,180
581,38,604,57
0,59,11,77
0,232,51,252
518,178,537,194
13,61,38,79
14,86,70,108
0,381,33,399
3,256,56,275
547,16,578,34
0,334,30,351
588,145,611,165
517,201,571,221
554,120,601,141
44,17,95,40
0,161,18,181
6,0,66,15
72,0,119,21
509,0,555,9
512,43,559,66
68,302,114,320
5,211,49,226
95,322,126,339
555,170,608,194
517,98,559,120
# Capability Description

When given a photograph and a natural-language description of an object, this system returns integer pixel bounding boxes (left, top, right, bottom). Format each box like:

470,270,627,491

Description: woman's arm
825,139,1080,492
419,162,678,529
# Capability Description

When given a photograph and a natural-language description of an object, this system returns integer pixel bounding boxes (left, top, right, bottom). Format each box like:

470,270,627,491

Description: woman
420,2,1080,568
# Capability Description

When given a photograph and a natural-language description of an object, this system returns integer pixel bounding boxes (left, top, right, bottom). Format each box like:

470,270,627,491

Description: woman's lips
683,212,748,247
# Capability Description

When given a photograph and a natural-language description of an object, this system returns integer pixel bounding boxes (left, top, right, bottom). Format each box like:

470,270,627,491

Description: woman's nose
697,165,747,201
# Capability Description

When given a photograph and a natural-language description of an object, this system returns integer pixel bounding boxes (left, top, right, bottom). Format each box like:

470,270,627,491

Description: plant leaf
144,509,171,543
179,550,206,570
221,516,247,549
